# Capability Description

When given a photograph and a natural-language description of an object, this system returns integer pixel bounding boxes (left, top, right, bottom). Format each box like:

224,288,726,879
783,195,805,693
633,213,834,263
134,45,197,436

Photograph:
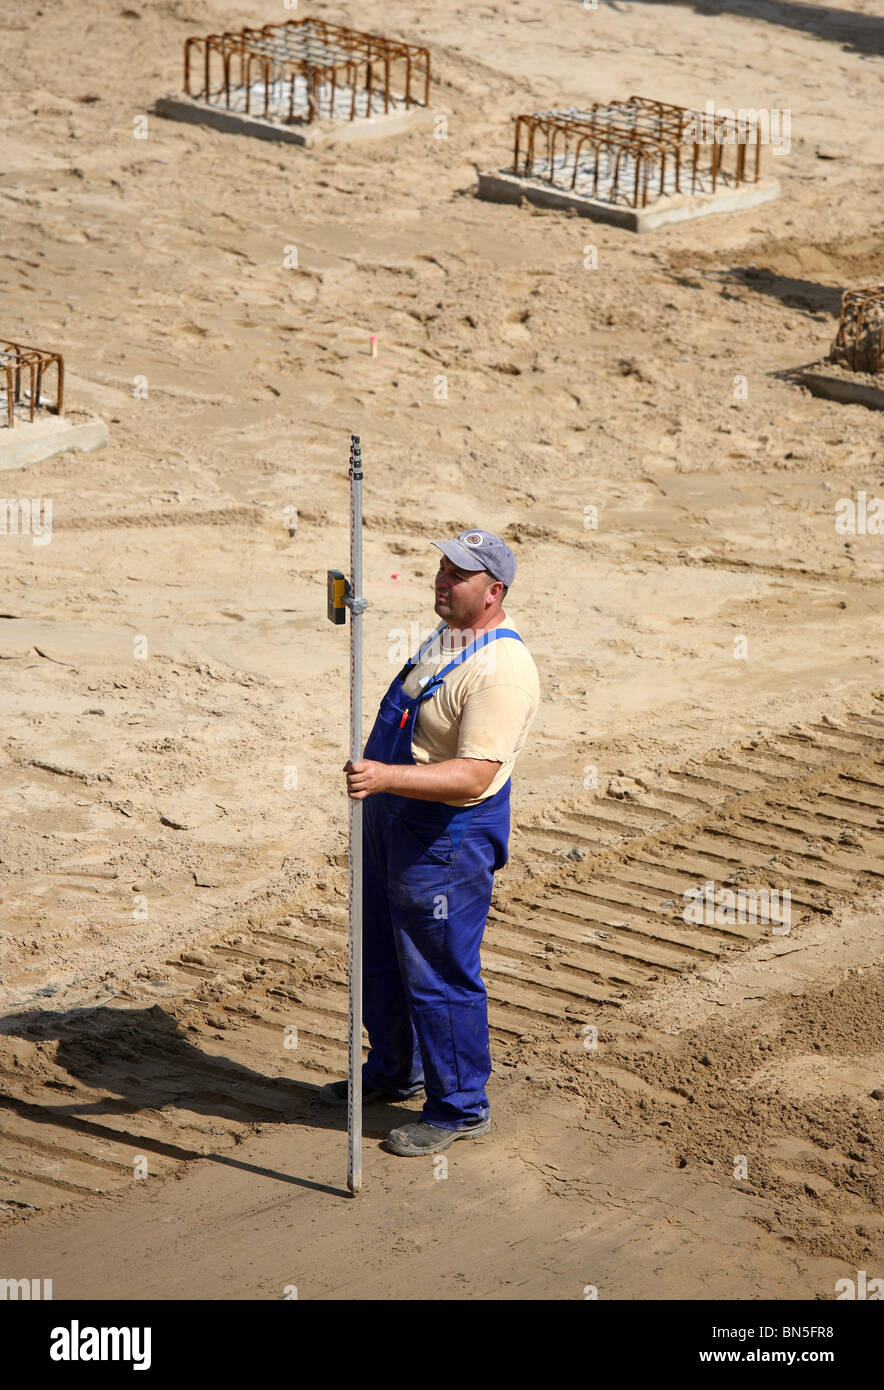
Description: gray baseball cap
432,528,516,587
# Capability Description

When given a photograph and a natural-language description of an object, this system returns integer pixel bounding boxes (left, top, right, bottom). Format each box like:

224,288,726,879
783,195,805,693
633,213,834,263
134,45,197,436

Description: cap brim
431,540,488,572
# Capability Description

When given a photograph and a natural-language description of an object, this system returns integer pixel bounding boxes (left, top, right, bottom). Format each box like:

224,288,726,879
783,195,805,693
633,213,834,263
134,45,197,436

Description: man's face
434,555,497,628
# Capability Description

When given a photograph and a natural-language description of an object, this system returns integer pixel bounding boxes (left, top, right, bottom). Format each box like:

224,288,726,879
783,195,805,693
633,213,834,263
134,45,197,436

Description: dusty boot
319,1079,425,1107
383,1117,492,1156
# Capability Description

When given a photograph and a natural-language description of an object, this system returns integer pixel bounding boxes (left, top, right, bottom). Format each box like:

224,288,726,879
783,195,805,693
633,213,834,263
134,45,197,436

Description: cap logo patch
463,533,483,546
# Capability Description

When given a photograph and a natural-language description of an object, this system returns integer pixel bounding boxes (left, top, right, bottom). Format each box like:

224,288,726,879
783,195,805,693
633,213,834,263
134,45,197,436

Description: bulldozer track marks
3,704,884,1214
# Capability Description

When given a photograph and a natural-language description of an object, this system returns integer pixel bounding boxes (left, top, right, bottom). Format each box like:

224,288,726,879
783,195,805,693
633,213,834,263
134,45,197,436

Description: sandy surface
1,0,883,1299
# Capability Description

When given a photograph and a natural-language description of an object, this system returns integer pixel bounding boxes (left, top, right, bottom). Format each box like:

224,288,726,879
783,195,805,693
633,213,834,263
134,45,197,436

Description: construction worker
320,528,540,1156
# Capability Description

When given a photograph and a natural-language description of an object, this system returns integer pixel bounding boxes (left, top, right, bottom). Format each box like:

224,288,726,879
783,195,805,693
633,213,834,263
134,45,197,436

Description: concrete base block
797,369,884,411
155,95,440,146
0,416,108,471
477,170,781,233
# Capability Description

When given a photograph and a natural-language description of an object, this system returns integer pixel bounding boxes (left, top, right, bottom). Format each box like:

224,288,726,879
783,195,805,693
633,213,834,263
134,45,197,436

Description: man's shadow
0,1005,406,1199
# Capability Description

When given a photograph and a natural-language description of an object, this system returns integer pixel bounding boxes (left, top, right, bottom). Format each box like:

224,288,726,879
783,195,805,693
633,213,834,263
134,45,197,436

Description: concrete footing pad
477,170,781,232
155,95,441,147
796,368,884,411
0,416,108,471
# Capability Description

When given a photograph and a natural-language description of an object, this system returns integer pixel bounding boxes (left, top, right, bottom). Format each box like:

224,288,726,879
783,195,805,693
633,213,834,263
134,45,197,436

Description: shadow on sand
0,1003,406,1199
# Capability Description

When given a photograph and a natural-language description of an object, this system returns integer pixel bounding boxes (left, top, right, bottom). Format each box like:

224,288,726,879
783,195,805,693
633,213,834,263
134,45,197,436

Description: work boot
383,1117,492,1156
318,1078,425,1108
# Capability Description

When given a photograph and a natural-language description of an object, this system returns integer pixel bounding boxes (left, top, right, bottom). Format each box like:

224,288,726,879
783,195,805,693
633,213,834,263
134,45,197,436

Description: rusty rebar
830,287,884,374
0,341,64,428
511,97,765,208
184,18,430,125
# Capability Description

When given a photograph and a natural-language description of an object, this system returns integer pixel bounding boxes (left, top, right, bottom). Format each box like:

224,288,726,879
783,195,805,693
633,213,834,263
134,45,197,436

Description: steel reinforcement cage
184,18,431,124
830,287,884,374
1,341,64,428
512,98,765,208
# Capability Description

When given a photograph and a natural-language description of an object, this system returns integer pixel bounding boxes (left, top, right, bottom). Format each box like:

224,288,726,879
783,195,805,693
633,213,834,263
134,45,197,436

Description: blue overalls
360,623,524,1129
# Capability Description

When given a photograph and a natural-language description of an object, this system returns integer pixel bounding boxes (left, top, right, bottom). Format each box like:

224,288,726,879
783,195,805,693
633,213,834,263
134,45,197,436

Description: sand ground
0,0,883,1300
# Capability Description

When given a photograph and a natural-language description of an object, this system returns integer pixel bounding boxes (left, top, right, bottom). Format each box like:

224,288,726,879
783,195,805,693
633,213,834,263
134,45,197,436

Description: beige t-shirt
401,614,540,807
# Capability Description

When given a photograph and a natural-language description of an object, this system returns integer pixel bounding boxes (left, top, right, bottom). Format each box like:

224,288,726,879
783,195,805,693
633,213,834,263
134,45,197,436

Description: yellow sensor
327,569,348,624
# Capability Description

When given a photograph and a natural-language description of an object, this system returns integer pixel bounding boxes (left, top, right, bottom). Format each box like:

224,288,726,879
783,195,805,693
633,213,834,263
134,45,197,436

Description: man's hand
343,756,500,802
344,759,390,800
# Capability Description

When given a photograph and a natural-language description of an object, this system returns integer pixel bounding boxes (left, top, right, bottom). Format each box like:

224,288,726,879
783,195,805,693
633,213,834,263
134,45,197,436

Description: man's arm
344,757,500,802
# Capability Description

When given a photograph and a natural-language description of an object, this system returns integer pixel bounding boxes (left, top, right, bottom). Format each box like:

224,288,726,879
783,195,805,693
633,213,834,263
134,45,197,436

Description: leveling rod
326,433,368,1194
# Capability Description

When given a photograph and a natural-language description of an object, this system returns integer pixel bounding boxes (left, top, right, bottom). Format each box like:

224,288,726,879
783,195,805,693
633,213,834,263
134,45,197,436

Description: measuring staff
321,528,540,1157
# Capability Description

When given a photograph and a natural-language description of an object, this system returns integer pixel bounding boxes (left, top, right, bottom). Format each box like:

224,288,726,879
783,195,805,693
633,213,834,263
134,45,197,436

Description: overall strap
420,627,524,695
406,623,448,670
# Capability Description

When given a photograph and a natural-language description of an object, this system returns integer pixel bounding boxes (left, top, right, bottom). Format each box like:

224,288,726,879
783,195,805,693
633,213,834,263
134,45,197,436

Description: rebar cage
1,341,64,428
512,98,765,208
830,287,884,374
184,18,431,125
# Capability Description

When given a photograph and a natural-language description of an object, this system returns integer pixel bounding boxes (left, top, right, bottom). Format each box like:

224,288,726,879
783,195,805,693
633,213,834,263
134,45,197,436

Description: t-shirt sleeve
456,683,537,762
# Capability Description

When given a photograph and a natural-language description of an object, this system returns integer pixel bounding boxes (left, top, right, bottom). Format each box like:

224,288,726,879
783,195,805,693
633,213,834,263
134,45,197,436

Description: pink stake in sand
370,335,378,359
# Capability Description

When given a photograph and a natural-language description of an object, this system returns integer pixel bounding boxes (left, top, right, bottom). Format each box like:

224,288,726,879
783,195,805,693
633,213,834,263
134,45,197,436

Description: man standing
321,528,540,1157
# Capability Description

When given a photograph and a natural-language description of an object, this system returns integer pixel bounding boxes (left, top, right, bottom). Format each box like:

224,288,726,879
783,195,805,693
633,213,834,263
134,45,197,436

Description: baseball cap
432,528,516,588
